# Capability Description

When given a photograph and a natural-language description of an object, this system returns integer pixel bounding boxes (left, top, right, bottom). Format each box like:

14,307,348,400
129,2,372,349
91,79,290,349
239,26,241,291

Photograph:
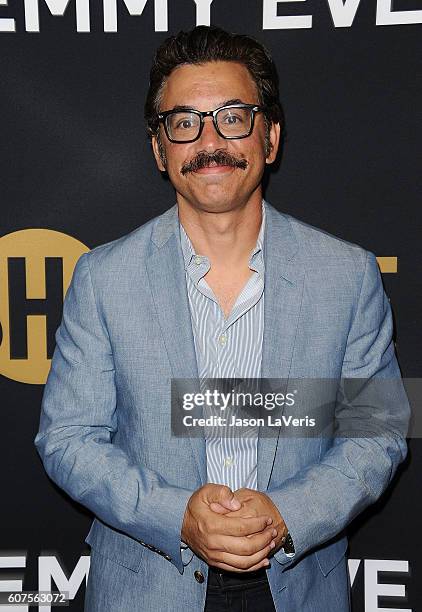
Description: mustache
180,150,248,176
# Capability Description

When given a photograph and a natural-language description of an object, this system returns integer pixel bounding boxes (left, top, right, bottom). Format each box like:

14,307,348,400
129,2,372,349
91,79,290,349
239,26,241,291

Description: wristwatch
282,532,295,554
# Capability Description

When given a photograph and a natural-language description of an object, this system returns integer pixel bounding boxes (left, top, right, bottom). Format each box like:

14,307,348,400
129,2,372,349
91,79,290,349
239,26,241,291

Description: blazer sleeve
266,249,410,568
34,251,193,574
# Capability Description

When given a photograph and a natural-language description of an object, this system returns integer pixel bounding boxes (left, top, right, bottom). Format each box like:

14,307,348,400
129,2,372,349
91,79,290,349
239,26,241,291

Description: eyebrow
167,99,244,112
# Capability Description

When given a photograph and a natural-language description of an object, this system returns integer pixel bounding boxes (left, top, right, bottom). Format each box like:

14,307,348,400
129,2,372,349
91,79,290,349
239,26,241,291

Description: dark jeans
204,566,277,612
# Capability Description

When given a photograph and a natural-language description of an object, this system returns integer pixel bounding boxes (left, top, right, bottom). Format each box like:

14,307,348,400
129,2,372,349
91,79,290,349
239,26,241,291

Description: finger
222,510,256,520
218,514,272,537
210,526,276,556
209,543,274,572
210,558,270,573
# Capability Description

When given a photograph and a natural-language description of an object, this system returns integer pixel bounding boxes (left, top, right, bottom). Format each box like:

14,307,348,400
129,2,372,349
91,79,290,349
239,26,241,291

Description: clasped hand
181,484,288,572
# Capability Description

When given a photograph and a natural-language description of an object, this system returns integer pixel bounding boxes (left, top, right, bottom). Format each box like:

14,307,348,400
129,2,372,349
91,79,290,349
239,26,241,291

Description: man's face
151,61,280,213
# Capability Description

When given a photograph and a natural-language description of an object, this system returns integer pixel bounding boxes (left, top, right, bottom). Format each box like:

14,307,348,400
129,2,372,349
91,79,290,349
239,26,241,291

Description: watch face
283,533,295,554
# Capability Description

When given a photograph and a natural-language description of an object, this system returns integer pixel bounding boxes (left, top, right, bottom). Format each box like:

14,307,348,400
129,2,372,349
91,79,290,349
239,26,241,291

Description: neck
177,195,263,270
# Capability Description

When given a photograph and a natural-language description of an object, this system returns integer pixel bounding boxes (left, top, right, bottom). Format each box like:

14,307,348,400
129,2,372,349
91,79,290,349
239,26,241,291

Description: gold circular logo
0,229,89,384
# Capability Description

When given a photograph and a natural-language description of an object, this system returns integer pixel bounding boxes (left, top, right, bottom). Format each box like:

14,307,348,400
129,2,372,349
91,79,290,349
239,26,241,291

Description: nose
197,116,227,150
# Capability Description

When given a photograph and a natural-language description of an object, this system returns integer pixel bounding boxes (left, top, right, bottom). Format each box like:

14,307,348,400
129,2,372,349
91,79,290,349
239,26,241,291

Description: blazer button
194,570,204,583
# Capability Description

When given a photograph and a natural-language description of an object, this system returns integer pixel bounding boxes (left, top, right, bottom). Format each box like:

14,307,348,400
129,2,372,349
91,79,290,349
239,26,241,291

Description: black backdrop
0,1,421,610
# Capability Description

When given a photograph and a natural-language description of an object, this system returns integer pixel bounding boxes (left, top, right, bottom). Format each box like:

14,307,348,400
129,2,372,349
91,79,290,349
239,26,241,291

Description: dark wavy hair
144,25,285,152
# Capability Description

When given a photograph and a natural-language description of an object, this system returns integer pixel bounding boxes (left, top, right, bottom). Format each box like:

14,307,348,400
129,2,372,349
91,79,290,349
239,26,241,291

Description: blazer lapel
258,202,305,491
146,204,207,485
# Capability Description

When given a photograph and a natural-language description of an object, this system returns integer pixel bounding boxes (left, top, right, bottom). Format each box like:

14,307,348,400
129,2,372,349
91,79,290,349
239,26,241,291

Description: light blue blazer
34,201,410,612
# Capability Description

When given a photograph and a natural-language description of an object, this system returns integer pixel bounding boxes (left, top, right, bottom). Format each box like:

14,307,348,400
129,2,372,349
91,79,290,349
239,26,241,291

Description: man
34,25,410,612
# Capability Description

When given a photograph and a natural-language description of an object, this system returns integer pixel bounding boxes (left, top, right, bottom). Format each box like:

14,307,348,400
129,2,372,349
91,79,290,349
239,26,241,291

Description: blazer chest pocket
85,518,146,573
315,536,348,577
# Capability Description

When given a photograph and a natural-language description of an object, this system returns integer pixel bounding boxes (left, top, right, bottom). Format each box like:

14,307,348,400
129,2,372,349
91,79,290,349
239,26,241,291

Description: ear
265,121,281,165
151,133,166,172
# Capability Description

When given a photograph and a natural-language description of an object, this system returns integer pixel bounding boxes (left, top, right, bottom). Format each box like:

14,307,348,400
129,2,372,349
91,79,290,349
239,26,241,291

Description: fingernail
270,541,275,549
266,517,273,525
272,529,277,537
264,559,270,566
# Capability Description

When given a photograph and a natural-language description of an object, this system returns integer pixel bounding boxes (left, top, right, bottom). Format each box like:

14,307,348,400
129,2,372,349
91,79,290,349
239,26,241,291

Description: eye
221,113,243,125
177,118,194,129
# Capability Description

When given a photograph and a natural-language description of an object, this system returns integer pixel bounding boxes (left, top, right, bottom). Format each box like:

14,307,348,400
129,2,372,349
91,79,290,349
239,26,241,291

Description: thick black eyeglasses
157,103,265,143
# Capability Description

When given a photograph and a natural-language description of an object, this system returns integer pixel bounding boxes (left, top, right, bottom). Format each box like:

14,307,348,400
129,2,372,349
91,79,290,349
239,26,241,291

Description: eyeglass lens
165,107,253,141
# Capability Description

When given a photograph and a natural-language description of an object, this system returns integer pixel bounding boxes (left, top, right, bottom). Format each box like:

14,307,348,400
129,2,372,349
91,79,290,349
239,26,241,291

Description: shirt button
219,333,227,346
224,457,233,466
194,255,202,265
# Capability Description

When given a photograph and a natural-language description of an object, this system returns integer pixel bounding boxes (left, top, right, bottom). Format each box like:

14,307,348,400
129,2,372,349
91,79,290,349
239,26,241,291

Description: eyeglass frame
156,103,266,144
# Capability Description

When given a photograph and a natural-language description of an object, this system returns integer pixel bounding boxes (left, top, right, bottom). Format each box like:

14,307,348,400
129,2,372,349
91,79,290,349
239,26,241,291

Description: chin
189,192,237,211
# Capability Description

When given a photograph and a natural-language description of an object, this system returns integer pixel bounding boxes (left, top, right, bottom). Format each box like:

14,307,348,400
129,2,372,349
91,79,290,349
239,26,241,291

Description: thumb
217,485,241,511
209,501,232,514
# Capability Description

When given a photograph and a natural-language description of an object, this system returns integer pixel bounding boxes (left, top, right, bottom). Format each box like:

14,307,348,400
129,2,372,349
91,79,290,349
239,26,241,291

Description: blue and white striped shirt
179,200,266,492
